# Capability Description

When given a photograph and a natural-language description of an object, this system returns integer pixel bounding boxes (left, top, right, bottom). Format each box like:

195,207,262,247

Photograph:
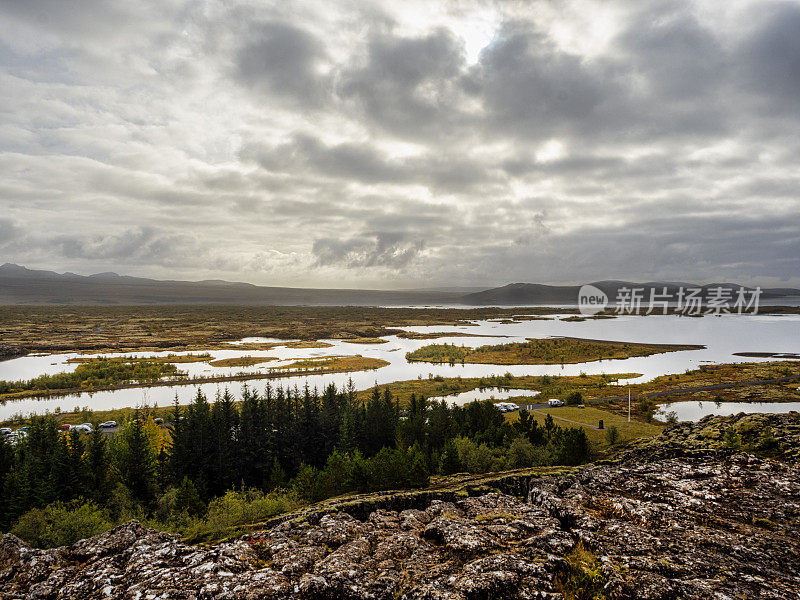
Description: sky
1,0,799,289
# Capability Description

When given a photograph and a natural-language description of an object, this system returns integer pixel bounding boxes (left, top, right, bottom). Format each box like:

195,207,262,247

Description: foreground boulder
1,415,800,599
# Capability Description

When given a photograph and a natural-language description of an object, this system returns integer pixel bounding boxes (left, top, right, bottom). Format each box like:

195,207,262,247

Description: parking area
2,420,172,444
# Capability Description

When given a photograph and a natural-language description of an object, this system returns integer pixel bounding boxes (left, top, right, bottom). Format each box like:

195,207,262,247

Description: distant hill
2,263,798,306
461,283,580,305
0,264,462,306
461,281,800,305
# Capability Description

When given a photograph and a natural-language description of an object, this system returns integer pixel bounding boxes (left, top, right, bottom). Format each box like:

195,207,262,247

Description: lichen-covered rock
627,411,800,461
2,415,800,599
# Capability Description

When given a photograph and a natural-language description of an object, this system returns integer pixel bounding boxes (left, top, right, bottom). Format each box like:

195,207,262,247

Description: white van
548,399,565,407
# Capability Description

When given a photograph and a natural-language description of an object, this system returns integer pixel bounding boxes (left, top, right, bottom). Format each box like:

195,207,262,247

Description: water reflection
428,387,541,406
657,400,800,422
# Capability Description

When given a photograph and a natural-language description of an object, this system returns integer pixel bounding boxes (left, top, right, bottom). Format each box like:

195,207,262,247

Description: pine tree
408,445,430,487
120,411,156,505
25,416,59,506
267,456,287,491
86,427,112,503
364,386,385,455
544,413,556,439
175,477,205,517
209,388,239,496
427,400,452,451
49,433,76,502
238,387,271,488
439,440,461,475
1,464,32,530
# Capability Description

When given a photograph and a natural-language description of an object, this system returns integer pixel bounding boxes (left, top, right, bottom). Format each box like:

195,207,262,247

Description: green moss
754,517,777,530
556,541,609,600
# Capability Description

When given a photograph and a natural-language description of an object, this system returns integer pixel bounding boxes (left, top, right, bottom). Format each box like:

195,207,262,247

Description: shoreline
0,357,390,404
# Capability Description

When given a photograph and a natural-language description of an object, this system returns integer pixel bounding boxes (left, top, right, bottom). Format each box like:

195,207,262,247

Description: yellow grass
406,337,703,366
208,356,278,367
67,353,212,364
507,405,662,447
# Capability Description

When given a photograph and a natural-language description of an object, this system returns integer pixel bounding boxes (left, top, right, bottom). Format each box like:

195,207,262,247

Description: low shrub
12,500,112,548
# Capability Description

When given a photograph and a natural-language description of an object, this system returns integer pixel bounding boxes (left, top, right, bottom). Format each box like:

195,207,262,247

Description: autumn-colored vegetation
406,337,703,365
0,358,183,397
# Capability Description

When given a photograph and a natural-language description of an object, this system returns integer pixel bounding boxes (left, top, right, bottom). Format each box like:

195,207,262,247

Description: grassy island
0,357,184,398
406,337,703,365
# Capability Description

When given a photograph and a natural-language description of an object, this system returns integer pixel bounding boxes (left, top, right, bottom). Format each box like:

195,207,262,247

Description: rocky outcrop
2,415,800,599
625,411,800,461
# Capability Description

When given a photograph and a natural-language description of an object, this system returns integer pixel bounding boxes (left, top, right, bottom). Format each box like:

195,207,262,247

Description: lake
2,312,799,420
428,387,541,406
657,400,800,422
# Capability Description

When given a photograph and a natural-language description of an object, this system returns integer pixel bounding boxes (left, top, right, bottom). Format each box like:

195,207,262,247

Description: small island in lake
406,337,704,365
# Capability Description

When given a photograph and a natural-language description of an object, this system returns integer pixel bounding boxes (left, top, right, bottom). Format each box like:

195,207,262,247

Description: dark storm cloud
738,2,800,110
465,27,614,140
611,10,733,137
433,211,800,286
235,21,330,107
337,27,468,139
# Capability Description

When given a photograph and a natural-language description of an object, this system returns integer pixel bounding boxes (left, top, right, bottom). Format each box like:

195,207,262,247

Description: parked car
7,430,28,445
73,424,93,434
495,402,520,413
58,424,71,431
548,399,565,407
99,421,117,429
1,427,13,438
154,417,163,425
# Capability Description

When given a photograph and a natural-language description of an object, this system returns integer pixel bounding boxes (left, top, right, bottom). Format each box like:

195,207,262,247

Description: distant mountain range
461,281,800,305
1,263,799,306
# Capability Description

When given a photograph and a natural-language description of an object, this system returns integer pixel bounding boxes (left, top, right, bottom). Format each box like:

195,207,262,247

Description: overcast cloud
1,0,799,288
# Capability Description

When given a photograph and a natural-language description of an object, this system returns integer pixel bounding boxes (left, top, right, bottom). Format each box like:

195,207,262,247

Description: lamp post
628,386,631,423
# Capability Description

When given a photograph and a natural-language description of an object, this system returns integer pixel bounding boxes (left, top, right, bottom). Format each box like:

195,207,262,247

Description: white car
548,399,565,407
0,427,12,436
495,402,520,413
7,430,27,445
99,421,118,429
73,424,93,434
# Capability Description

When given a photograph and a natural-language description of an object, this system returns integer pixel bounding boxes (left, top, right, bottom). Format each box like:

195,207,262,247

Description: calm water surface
428,387,541,406
2,313,799,419
657,400,800,422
